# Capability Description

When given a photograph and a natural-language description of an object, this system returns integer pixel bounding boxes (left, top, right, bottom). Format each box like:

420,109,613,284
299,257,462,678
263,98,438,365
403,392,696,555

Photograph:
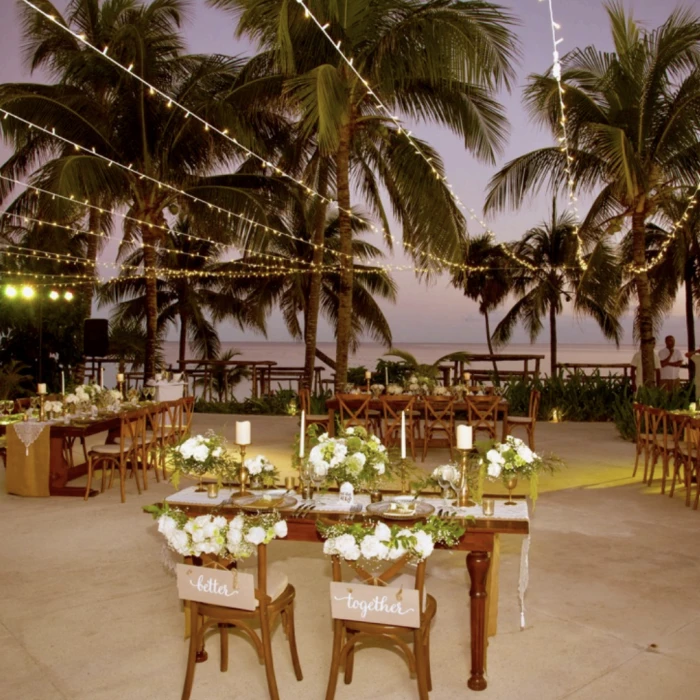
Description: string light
539,0,586,270
18,0,535,277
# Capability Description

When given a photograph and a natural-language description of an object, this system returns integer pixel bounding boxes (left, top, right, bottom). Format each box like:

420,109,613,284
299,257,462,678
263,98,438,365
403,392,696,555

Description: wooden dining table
161,488,529,692
325,395,510,442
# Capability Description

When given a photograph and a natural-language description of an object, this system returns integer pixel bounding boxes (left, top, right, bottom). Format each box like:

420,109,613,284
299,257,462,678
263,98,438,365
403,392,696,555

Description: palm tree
484,2,700,386
210,0,519,388
450,234,510,378
492,200,622,376
98,216,267,366
1,0,285,379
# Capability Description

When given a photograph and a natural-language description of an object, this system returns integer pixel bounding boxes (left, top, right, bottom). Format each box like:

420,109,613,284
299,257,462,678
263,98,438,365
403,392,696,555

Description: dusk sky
0,0,686,346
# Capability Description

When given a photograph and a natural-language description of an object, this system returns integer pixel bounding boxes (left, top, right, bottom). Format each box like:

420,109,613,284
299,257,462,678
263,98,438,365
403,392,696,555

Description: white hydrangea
273,520,288,538
191,444,209,463
360,535,390,560
413,530,434,559
245,526,266,546
374,522,391,541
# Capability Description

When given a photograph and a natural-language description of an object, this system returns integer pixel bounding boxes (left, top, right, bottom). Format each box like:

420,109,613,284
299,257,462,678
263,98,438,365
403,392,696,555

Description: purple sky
0,0,686,346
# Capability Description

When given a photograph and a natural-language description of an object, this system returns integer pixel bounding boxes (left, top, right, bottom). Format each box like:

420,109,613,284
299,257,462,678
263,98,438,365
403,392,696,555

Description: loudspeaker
84,318,109,357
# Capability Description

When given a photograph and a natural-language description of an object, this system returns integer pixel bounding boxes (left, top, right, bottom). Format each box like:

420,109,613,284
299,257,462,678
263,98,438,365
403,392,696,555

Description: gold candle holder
398,457,410,494
284,476,296,492
237,444,250,496
117,380,125,400
455,448,475,507
39,395,46,422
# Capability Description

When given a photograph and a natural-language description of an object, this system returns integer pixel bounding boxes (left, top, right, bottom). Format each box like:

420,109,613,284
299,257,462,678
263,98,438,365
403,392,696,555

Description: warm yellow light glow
4,285,18,298
49,290,60,300
21,285,35,299
64,291,74,301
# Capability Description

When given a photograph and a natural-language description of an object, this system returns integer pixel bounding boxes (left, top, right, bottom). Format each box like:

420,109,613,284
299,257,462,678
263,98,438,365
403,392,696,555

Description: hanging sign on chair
177,564,256,610
330,581,420,628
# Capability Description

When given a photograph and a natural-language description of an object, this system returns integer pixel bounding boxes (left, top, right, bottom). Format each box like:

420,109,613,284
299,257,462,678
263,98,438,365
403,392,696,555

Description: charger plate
366,500,434,520
231,494,297,511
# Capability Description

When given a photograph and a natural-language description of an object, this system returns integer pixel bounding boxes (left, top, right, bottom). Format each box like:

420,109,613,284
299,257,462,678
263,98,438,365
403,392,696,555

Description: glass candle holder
481,498,495,517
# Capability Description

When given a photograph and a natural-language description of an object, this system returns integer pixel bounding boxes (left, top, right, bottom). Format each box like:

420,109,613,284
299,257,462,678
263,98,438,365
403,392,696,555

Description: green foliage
346,366,369,386
195,388,298,415
0,360,34,400
373,359,410,385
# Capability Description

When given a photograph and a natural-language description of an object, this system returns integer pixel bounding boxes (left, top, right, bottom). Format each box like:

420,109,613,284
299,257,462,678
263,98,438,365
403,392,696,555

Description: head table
161,487,530,692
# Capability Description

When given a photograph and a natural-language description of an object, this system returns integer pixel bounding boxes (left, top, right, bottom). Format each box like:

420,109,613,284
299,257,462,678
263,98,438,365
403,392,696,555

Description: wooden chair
161,399,185,480
667,412,693,505
299,387,330,432
632,403,653,481
644,407,668,487
336,394,374,433
84,409,145,503
182,544,303,700
505,390,540,450
422,397,455,462
325,553,436,700
381,395,417,460
466,395,500,441
140,403,164,489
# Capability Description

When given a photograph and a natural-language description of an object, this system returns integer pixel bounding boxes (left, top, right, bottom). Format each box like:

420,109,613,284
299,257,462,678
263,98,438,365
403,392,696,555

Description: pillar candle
37,383,47,395
365,370,372,380
463,371,471,383
116,373,125,383
456,424,472,450
61,371,65,395
400,410,406,460
299,411,306,458
235,420,251,445
100,367,104,388
385,367,389,385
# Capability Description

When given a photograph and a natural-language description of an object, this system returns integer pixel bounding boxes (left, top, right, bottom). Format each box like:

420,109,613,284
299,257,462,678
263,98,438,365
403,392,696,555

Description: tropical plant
382,348,472,381
213,0,519,388
492,200,622,375
485,2,700,387
193,349,251,403
0,0,286,379
106,318,162,374
450,233,511,378
0,360,34,400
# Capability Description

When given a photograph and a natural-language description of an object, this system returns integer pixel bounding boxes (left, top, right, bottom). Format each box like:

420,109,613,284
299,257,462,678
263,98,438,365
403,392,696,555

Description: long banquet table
325,396,510,442
163,487,530,692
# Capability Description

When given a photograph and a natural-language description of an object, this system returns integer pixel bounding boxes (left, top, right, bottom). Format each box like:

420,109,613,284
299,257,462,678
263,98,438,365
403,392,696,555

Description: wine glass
436,466,456,504
299,463,313,499
310,467,326,499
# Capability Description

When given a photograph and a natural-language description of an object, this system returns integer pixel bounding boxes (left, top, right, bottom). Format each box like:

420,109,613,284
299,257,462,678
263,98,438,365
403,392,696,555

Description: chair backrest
144,403,164,444
645,407,667,447
466,395,500,434
528,390,541,420
120,408,145,454
163,399,183,439
667,412,688,450
632,402,645,441
423,396,454,428
336,394,371,430
380,396,416,445
181,396,195,435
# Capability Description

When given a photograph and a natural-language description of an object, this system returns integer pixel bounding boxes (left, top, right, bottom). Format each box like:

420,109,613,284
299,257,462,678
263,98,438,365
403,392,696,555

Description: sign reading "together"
330,582,420,628
176,564,256,610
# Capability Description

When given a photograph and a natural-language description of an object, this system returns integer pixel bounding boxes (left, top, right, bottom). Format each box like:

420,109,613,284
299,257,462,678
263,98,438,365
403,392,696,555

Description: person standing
659,335,684,390
630,340,661,392
686,349,700,399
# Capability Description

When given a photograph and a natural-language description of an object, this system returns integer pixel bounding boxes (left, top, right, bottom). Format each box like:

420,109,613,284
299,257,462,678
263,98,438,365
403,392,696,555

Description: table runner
6,422,51,497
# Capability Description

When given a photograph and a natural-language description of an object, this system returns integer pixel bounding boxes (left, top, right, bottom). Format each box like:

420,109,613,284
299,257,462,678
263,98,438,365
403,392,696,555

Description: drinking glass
436,466,456,504
311,468,326,498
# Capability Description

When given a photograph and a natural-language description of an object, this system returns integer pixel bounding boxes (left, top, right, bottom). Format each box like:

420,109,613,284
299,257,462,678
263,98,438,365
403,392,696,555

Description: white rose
335,534,361,561
157,515,178,538
212,516,227,530
323,538,338,555
516,443,534,463
212,447,223,458
245,526,266,546
413,530,434,559
231,515,245,531
273,520,288,538
374,522,391,541
245,457,262,475
192,444,209,463
227,527,243,547
360,535,389,560
373,462,385,475
387,543,406,560
168,529,191,555
487,462,502,479
486,449,504,465
345,427,355,435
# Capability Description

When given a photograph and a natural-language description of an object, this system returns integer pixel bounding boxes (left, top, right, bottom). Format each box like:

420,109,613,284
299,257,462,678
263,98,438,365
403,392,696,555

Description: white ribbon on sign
12,422,49,456
518,534,531,630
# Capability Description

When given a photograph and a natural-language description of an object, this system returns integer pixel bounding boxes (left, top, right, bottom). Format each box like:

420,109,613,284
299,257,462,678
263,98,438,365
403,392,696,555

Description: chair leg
643,443,651,483
181,604,200,700
632,443,642,477
660,452,670,494
219,623,228,672
284,603,303,681
260,613,280,700
325,620,344,700
413,629,429,700
84,456,94,501
425,628,432,692
344,631,355,684
421,430,429,462
119,464,127,503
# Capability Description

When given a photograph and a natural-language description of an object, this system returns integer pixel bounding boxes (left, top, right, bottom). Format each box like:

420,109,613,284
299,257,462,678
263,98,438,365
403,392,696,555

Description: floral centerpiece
432,385,451,397
385,383,404,396
44,400,64,418
479,436,545,505
308,426,389,490
244,454,279,488
149,505,287,560
370,383,385,397
317,516,466,562
404,374,435,395
168,431,237,489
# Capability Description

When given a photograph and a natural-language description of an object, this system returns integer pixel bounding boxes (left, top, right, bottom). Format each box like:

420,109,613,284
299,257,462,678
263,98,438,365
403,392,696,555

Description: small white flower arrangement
244,454,279,487
307,426,389,489
154,507,287,560
370,383,385,397
168,431,235,488
385,383,404,395
432,385,451,397
44,400,63,416
317,517,466,563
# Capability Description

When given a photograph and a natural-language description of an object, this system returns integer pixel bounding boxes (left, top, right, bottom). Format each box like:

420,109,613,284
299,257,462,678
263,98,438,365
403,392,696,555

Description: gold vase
455,448,475,507
370,490,383,503
504,475,518,506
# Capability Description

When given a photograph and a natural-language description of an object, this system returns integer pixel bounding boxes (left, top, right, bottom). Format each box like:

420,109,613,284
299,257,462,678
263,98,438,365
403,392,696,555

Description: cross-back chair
644,407,668,487
84,408,145,503
667,412,693,505
632,403,653,481
299,387,330,432
325,553,436,700
381,395,417,460
505,390,540,450
465,395,500,441
181,543,303,700
422,397,455,461
336,394,375,434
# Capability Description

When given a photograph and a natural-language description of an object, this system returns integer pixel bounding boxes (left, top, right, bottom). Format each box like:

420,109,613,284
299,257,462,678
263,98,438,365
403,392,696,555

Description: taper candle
235,420,251,445
100,366,104,388
299,410,306,458
385,367,389,385
61,371,65,395
400,410,406,459
456,424,472,450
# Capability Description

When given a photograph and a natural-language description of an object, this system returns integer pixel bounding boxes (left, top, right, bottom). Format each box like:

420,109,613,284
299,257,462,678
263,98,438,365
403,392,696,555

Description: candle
400,410,406,459
61,371,65,395
100,367,104,388
385,367,389,385
37,383,47,395
116,373,125,383
299,410,306,458
365,370,372,380
463,371,471,383
456,424,472,450
235,420,251,446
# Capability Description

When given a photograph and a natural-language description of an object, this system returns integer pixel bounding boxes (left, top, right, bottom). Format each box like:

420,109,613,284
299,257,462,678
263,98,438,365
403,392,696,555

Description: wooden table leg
328,408,336,437
467,550,491,691
49,434,98,497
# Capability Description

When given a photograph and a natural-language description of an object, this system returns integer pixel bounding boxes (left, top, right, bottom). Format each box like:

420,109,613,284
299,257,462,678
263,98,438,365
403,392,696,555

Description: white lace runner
519,534,531,630
12,422,49,456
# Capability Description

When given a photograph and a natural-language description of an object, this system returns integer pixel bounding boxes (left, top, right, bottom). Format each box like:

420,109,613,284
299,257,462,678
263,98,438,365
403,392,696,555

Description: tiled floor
1,417,698,699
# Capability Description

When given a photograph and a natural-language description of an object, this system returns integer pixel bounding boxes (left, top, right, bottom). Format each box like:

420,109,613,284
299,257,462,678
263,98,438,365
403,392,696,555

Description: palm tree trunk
179,309,188,367
483,310,500,384
549,303,557,377
303,159,330,390
334,121,353,391
632,209,655,386
142,228,158,381
685,262,696,380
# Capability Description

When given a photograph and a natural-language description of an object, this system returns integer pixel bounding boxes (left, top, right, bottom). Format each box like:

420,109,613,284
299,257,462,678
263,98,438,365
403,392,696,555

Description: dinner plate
70,418,94,427
365,500,434,520
231,494,297,511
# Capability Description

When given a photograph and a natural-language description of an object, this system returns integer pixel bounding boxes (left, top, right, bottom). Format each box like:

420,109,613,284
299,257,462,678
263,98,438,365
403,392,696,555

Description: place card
330,581,420,628
176,563,255,610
